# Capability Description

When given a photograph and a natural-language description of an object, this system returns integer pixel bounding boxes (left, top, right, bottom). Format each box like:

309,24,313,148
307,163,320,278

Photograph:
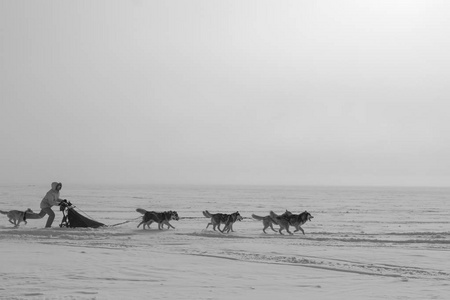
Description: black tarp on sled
59,200,105,228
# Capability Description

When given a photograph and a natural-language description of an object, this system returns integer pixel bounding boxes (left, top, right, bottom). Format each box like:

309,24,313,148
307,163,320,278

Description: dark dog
202,210,243,233
220,212,244,233
136,208,179,230
269,210,313,235
0,208,34,227
252,210,292,233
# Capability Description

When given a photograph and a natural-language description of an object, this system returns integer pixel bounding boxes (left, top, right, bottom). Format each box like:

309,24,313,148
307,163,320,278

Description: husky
136,208,179,230
220,212,244,233
202,210,243,233
0,208,34,227
269,210,313,235
252,210,292,233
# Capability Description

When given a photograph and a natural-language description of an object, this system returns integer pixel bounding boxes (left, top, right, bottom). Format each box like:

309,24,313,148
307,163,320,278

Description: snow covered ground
1,184,449,299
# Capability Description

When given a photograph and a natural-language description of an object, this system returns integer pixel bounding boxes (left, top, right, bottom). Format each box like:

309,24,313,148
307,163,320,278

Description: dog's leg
166,221,175,229
160,221,174,230
8,219,15,225
269,223,277,232
206,222,212,229
294,226,305,234
286,226,293,235
226,220,234,233
222,221,233,233
146,221,154,229
279,221,289,235
222,224,231,233
137,221,144,228
261,220,268,233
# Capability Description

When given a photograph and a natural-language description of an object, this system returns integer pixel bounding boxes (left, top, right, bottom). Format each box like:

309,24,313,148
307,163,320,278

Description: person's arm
50,194,64,206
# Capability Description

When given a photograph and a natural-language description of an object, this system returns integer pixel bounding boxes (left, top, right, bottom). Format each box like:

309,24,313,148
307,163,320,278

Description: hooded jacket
40,182,62,209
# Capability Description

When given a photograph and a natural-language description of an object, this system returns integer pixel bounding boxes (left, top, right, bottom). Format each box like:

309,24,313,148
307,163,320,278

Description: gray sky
1,0,450,186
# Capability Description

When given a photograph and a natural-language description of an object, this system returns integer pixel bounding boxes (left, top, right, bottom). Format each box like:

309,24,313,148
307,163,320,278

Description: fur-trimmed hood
40,182,62,209
51,182,62,191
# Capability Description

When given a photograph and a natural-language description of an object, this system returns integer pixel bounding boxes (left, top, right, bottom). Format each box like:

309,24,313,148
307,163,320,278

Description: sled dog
0,208,34,227
252,210,292,233
269,210,313,235
221,212,244,233
202,210,243,233
136,208,179,230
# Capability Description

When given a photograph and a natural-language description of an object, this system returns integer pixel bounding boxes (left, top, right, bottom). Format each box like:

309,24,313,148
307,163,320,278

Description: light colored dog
0,208,34,227
252,210,292,233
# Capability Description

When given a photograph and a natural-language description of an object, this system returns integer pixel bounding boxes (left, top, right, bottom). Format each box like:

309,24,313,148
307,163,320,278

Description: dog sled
59,200,105,228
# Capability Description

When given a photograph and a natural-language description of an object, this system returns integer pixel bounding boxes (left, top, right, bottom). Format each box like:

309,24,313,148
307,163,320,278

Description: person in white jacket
27,182,65,227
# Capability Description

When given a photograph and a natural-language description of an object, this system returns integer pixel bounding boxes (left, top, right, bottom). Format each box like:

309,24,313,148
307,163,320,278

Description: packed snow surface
1,185,449,299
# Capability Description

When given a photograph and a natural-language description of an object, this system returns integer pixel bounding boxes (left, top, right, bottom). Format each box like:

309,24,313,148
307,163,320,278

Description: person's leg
25,209,47,219
43,208,55,228
25,208,56,227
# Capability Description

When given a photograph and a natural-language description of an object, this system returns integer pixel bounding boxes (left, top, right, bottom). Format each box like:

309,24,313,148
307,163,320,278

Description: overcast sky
1,0,449,186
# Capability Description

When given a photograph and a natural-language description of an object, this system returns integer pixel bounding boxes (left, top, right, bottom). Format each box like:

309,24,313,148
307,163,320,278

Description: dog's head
170,211,179,221
304,211,313,221
25,208,34,213
234,211,243,222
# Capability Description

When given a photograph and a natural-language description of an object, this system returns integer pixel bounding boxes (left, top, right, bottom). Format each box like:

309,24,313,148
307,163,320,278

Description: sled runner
59,200,105,228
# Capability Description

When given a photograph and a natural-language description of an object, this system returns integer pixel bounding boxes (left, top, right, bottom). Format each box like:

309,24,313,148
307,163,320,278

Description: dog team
135,208,313,235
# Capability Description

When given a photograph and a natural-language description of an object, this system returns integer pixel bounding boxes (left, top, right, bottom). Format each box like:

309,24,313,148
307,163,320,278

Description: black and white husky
269,210,313,235
202,210,243,233
252,210,292,233
136,208,179,230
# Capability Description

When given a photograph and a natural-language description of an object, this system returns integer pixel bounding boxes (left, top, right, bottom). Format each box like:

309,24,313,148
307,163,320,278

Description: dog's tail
136,208,148,215
0,210,8,215
251,214,265,221
202,210,212,218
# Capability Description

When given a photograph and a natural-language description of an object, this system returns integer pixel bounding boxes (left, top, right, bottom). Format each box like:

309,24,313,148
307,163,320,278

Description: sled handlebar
59,200,73,210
